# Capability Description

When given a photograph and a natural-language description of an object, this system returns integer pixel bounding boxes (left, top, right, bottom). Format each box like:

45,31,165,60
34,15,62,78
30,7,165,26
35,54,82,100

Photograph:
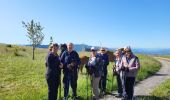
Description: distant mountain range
25,44,170,55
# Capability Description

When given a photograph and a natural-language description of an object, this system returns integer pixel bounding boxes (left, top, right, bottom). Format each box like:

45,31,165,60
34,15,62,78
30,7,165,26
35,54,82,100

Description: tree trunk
32,46,35,60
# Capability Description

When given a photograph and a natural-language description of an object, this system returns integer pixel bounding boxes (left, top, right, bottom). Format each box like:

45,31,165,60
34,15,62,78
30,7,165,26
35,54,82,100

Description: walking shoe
103,91,107,95
72,96,79,100
121,95,128,100
63,97,68,100
115,93,123,98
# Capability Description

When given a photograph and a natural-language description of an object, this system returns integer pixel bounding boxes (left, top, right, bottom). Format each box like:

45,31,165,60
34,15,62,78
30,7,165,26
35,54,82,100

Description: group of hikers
45,42,140,100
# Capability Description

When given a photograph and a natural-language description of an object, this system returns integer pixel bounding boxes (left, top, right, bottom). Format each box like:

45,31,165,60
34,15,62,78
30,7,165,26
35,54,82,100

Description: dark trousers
46,76,60,100
125,77,135,100
63,72,78,98
116,74,123,94
99,74,107,92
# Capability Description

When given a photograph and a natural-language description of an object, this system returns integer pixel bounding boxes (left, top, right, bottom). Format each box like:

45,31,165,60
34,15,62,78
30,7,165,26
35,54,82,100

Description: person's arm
75,52,81,66
105,54,109,66
129,57,140,72
118,59,123,71
60,52,66,67
119,57,127,71
47,54,54,68
45,54,48,67
87,58,91,67
87,57,95,67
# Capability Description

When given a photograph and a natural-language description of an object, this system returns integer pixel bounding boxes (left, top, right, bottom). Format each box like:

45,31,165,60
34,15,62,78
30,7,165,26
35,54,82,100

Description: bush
20,48,26,52
6,44,12,48
13,46,20,56
5,48,8,52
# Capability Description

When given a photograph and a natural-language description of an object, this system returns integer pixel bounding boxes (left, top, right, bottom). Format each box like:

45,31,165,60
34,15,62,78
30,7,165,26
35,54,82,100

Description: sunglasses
126,52,132,54
91,50,96,52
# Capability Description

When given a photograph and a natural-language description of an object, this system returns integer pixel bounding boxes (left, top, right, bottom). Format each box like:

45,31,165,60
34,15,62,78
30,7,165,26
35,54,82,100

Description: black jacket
45,52,61,78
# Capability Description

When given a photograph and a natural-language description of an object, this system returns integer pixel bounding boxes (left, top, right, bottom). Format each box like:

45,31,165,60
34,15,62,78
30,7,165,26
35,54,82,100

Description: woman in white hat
87,47,104,100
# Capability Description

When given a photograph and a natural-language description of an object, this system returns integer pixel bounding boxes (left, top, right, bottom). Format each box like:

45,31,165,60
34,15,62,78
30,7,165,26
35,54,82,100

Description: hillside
25,44,170,55
0,44,161,100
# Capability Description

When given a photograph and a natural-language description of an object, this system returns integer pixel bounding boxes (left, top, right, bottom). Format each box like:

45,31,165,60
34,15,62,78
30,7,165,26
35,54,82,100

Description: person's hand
70,62,76,66
59,63,63,68
125,67,129,72
68,64,72,70
121,66,126,71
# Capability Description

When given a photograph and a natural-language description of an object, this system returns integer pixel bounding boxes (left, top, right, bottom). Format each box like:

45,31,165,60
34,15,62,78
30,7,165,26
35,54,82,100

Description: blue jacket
97,53,109,75
45,52,61,78
88,54,104,77
60,50,81,73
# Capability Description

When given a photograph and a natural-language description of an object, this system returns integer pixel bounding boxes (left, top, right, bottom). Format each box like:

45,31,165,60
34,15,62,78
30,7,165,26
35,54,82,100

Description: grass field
151,79,170,100
0,44,161,100
156,55,170,59
138,79,170,100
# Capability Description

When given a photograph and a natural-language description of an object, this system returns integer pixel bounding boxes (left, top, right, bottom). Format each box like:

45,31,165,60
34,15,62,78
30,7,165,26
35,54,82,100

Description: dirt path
99,58,170,100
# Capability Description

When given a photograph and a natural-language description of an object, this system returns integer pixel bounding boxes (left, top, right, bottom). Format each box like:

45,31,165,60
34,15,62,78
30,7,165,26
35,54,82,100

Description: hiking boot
115,93,123,98
63,97,68,100
121,95,128,100
72,96,78,100
103,91,107,95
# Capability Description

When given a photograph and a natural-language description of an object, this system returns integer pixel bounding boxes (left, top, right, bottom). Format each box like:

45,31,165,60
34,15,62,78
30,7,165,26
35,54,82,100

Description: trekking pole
111,73,114,91
59,71,62,100
112,64,115,91
90,76,93,100
86,68,89,100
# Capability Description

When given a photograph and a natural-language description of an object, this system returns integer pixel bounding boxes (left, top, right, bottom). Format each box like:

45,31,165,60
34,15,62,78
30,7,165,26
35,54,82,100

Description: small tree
22,20,44,60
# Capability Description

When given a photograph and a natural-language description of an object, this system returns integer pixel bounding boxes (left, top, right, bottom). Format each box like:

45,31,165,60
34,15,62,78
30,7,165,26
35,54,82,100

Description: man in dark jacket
60,43,81,100
98,48,109,95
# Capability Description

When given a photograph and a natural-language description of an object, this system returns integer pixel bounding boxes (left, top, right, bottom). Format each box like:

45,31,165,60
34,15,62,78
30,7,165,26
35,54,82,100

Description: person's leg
102,74,107,93
127,77,135,100
92,76,101,100
63,74,70,99
125,77,130,99
99,77,102,93
121,71,126,97
116,74,123,96
55,76,60,100
70,73,78,98
46,77,53,100
125,77,135,100
46,77,57,100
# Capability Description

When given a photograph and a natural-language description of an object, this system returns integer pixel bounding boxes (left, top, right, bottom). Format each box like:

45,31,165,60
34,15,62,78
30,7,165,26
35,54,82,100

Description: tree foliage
22,20,44,60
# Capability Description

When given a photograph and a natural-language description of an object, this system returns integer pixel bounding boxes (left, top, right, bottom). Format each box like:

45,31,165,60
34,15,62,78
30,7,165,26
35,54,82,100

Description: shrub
13,46,20,56
6,44,12,48
20,48,26,52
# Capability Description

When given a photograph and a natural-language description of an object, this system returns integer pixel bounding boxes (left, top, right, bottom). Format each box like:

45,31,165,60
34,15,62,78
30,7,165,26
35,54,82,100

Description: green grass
0,44,161,100
138,79,170,100
136,55,161,82
151,79,170,100
155,55,170,59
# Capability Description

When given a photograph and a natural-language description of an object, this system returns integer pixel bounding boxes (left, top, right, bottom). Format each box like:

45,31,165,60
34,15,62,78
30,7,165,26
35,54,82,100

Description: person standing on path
114,49,124,98
87,47,104,100
121,47,140,100
45,43,63,100
60,43,81,100
98,48,109,95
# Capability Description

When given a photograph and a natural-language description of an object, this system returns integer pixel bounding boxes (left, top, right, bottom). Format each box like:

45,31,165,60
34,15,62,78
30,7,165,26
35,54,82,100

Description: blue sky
0,0,170,48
